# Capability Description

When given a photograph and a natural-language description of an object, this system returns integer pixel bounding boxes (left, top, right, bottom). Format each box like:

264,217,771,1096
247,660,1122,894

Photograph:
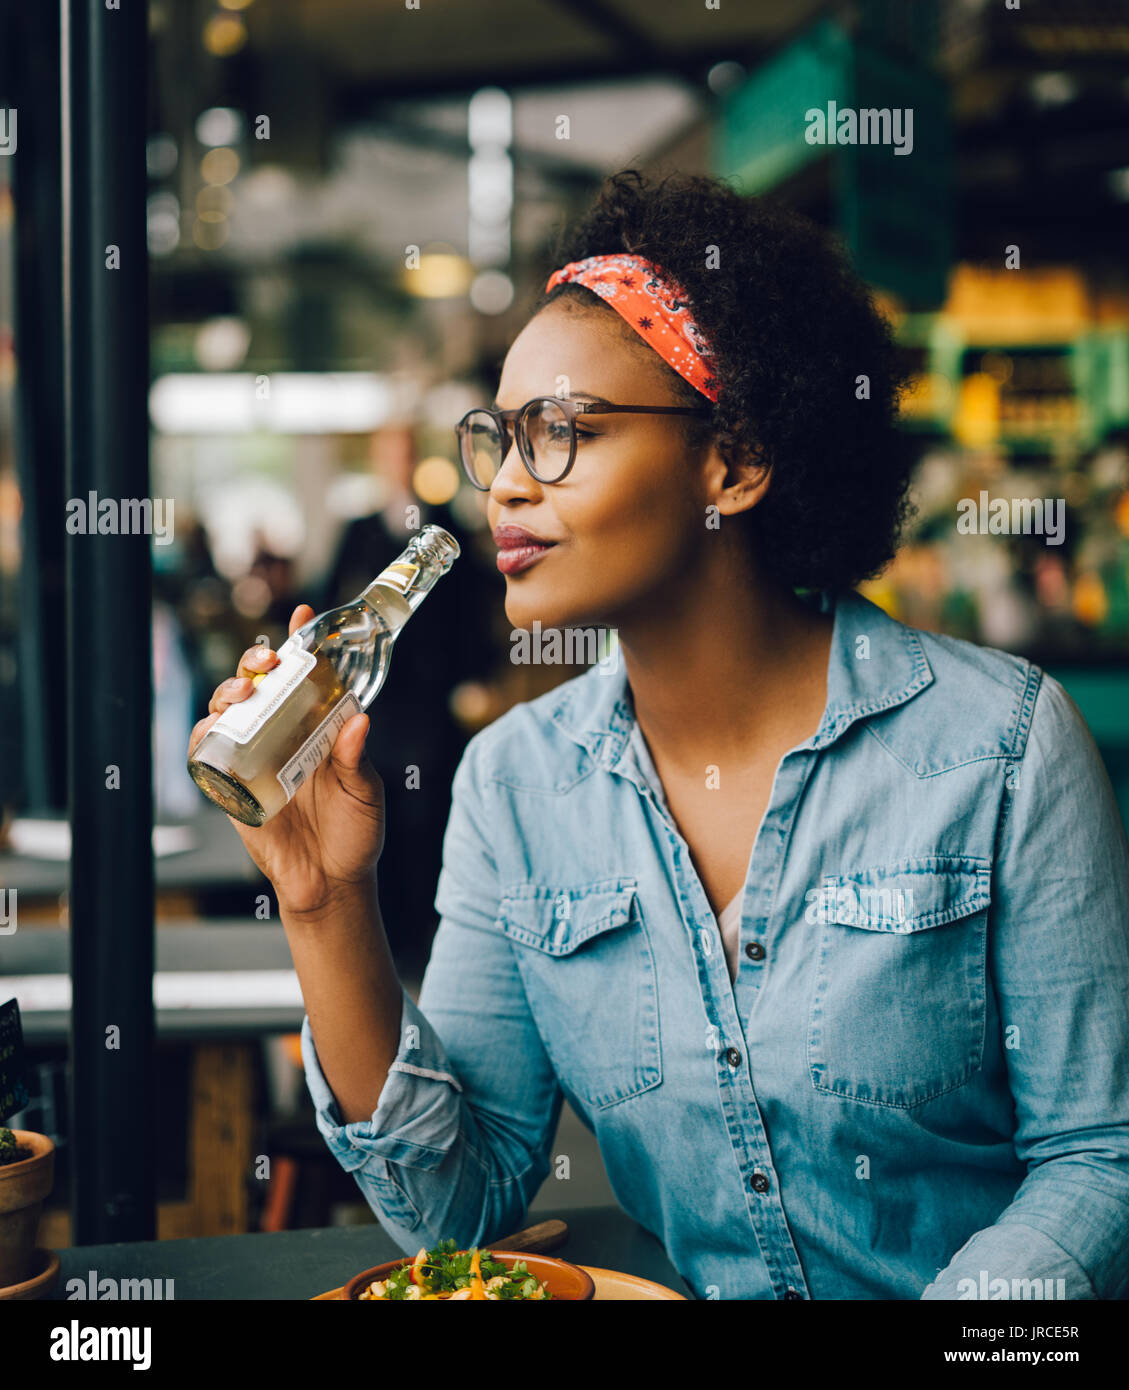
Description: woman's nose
489,436,542,503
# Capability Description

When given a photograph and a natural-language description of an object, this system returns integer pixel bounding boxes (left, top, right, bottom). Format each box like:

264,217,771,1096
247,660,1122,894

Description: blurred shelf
0,810,264,898
2,922,305,1042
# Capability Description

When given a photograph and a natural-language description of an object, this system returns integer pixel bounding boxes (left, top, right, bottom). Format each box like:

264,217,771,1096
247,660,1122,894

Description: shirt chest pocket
807,856,990,1109
497,878,662,1112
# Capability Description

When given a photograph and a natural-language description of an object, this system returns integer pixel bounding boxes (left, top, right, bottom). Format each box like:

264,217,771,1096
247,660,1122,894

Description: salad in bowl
345,1237,595,1301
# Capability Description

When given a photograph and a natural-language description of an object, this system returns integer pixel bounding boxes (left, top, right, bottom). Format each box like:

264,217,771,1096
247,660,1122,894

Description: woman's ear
709,436,771,518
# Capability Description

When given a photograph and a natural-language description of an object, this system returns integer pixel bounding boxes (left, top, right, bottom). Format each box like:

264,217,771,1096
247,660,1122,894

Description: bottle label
277,691,362,800
211,636,316,745
376,560,419,595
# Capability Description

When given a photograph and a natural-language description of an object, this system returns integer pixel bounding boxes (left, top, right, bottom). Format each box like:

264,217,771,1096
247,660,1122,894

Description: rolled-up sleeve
922,674,1129,1300
300,727,563,1254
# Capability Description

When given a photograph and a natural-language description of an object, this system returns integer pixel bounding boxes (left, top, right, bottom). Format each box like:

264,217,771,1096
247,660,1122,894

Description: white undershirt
717,889,744,981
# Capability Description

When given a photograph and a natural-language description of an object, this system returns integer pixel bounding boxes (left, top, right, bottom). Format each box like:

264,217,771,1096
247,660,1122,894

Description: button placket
726,751,816,1301
733,751,818,1029
610,712,810,1302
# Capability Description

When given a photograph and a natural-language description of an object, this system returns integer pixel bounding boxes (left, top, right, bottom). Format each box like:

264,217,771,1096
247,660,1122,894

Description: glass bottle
187,525,460,826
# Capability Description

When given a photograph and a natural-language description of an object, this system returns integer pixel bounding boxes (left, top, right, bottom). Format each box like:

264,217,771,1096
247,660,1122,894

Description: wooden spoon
487,1218,568,1254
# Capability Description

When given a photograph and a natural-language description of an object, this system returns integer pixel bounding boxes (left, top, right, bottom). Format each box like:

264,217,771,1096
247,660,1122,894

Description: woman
189,170,1129,1300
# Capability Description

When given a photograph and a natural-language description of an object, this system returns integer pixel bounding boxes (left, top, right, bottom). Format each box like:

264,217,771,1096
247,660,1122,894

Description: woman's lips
496,542,556,575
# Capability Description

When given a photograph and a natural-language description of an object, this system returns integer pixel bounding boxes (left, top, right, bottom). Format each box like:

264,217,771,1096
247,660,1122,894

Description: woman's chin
504,594,595,634
505,603,566,631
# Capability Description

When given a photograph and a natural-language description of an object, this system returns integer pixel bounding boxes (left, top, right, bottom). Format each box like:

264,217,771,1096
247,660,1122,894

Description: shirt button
745,940,765,961
784,1288,803,1300
725,1047,742,1067
750,1171,770,1194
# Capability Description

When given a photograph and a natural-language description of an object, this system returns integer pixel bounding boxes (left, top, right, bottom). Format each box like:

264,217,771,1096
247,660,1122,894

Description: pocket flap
816,856,990,931
498,878,638,955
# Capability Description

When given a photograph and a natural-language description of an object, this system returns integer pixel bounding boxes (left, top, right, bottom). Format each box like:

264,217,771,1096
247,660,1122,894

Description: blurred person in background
165,510,236,714
247,526,300,633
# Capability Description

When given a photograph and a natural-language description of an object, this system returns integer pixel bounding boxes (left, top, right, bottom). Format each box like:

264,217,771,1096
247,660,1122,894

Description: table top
0,809,263,897
51,1206,693,1300
5,923,308,1041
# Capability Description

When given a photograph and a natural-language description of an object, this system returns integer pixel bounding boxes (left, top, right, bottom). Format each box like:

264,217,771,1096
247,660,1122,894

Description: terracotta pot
0,1248,60,1301
0,1132,55,1289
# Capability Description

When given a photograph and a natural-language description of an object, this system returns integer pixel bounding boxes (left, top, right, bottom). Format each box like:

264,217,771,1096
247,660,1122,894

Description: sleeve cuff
300,989,464,1175
920,1221,1100,1300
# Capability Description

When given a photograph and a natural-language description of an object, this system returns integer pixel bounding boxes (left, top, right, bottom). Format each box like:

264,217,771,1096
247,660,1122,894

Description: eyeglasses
455,396,714,490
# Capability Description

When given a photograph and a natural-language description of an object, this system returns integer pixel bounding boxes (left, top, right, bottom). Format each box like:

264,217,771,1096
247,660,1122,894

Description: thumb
328,713,381,804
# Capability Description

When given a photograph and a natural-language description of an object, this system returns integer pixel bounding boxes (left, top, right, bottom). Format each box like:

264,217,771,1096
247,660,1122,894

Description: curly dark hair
530,168,916,593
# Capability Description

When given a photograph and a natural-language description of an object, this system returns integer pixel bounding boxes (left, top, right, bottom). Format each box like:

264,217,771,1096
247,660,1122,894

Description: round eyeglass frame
455,396,715,489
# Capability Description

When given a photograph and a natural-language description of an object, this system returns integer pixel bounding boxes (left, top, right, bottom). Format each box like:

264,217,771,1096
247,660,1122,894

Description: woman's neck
617,560,834,776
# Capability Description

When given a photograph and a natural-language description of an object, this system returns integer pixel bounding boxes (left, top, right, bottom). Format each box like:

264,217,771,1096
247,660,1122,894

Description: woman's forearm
279,873,404,1124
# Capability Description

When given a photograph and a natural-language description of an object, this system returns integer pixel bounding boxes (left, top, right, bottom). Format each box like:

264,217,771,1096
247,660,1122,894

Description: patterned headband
544,252,719,403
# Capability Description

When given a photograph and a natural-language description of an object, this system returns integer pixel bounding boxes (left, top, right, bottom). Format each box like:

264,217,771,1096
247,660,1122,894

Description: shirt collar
546,589,934,769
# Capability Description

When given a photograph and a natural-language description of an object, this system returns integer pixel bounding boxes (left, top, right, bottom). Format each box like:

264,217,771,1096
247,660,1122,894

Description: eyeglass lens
460,399,572,487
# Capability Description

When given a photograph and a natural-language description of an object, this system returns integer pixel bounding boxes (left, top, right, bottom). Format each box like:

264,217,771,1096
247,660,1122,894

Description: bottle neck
359,526,459,614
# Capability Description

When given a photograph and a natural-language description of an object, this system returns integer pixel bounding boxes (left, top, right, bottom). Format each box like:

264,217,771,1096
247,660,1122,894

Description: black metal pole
62,0,155,1244
6,0,67,816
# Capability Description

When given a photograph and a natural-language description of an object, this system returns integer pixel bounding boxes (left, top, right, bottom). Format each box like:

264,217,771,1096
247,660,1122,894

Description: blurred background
1,0,1127,1248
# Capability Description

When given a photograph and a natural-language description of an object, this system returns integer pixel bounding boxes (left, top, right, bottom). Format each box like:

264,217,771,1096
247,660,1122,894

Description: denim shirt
301,589,1129,1300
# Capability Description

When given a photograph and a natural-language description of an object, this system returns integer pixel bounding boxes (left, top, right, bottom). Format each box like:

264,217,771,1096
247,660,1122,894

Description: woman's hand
188,603,386,917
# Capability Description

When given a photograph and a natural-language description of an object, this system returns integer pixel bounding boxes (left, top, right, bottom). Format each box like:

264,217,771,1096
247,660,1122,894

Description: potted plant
0,1126,55,1294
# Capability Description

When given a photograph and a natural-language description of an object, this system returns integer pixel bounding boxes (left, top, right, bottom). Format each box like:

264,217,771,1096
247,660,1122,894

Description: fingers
208,672,257,716
188,712,219,756
328,713,381,806
236,644,280,683
332,712,370,769
207,675,251,716
289,604,315,637
194,607,313,753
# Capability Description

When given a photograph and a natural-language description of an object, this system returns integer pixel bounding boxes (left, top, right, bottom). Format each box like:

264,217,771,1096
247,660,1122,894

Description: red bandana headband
544,252,720,403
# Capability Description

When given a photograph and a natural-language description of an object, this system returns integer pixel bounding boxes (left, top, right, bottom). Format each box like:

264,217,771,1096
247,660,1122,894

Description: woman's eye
545,424,595,443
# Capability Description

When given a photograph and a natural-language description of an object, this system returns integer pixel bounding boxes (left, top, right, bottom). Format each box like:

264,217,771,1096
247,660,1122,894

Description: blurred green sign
714,17,952,310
